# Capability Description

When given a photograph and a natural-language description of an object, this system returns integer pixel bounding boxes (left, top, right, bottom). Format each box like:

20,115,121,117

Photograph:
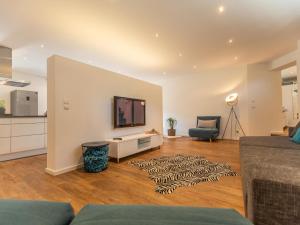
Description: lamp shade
225,93,238,106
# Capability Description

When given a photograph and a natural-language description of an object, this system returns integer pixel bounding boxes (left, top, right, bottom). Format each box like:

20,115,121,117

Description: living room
0,1,300,225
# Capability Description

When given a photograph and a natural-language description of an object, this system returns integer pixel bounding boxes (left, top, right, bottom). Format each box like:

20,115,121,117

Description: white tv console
106,133,163,163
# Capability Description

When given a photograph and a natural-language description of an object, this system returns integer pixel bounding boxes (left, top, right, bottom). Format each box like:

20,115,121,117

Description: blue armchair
188,116,221,141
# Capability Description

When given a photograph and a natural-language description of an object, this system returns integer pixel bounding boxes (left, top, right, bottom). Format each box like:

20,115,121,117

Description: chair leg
209,138,212,142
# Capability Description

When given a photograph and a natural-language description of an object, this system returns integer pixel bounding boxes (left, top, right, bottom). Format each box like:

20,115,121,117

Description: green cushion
0,200,74,225
71,205,253,225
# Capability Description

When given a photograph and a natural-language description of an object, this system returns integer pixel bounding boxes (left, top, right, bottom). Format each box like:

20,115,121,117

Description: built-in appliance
0,46,30,87
11,90,38,116
114,96,146,128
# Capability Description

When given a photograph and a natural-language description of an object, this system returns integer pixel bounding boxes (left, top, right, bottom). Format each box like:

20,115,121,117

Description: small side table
81,142,109,173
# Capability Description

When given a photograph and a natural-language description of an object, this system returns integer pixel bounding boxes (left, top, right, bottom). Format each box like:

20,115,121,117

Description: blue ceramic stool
81,142,109,173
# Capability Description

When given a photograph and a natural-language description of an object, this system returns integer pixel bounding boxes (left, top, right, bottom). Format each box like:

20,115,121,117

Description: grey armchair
188,116,221,141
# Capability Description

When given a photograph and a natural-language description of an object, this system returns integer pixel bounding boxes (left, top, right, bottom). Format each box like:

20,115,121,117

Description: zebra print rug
129,154,237,194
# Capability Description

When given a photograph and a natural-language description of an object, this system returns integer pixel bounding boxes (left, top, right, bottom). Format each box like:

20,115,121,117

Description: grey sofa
240,136,300,225
189,116,221,141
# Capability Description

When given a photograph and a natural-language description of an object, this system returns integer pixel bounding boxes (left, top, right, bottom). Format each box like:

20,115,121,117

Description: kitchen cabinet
0,116,47,161
11,135,45,153
0,138,10,155
0,124,11,137
12,123,45,136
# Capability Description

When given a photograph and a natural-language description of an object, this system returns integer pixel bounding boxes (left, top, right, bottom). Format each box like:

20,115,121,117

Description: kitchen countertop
0,114,47,118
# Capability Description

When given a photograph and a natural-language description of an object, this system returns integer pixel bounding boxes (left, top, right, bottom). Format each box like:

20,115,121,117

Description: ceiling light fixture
228,39,234,44
218,5,225,13
234,56,238,60
193,65,197,69
155,33,159,38
40,44,45,48
178,53,182,57
163,72,166,75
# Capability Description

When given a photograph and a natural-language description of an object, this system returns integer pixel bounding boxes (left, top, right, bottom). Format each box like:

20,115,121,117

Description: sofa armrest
288,126,295,137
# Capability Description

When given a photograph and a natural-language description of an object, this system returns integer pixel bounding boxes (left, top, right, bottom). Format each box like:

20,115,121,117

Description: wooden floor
0,137,244,214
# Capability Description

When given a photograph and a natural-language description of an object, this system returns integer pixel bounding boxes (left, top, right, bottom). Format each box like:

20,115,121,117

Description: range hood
0,46,30,87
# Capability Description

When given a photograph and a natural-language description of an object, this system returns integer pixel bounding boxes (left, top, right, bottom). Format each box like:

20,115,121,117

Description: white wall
247,63,283,135
162,65,249,139
282,84,298,127
47,55,163,174
0,71,47,115
162,63,283,138
271,40,300,107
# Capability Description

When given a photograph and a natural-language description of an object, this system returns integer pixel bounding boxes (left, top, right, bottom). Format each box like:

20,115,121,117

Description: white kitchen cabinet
0,124,11,138
45,134,47,148
0,138,10,155
45,122,48,134
11,118,45,124
12,123,45,136
0,118,11,124
0,117,47,160
11,134,45,153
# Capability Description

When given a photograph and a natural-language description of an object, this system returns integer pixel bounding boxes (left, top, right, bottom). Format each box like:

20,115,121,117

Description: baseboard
0,148,47,162
45,163,83,176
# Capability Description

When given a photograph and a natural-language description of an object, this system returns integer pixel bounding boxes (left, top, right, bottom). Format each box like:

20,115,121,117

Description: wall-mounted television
114,96,146,128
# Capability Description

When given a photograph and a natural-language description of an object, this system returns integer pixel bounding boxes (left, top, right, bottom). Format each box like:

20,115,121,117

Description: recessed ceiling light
234,56,238,60
228,39,234,44
218,5,225,13
155,33,159,38
40,44,45,48
178,52,183,57
162,72,166,75
193,65,197,69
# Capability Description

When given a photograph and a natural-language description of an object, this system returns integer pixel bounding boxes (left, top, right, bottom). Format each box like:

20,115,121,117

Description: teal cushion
292,128,300,143
71,205,253,225
0,200,74,225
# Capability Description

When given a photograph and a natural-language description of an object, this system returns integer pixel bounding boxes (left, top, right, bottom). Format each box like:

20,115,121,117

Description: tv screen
114,96,146,128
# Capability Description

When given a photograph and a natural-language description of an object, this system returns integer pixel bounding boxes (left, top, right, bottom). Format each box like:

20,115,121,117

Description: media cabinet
106,133,163,163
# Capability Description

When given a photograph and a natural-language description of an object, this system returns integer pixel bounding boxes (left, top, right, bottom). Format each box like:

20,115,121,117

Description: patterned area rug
129,154,237,194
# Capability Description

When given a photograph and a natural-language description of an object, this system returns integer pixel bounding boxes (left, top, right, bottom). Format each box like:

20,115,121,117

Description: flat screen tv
114,96,146,128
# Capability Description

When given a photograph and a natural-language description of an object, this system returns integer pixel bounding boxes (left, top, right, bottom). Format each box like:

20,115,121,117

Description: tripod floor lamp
222,93,246,139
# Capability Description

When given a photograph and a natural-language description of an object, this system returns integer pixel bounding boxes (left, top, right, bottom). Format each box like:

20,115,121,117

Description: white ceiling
1,0,300,83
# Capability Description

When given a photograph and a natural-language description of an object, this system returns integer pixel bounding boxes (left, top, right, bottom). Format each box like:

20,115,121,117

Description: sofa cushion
189,127,218,134
240,136,300,150
197,119,217,128
189,128,219,139
0,200,74,225
71,205,252,225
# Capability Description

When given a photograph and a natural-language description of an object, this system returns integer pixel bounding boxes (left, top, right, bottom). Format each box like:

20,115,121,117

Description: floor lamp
222,93,246,139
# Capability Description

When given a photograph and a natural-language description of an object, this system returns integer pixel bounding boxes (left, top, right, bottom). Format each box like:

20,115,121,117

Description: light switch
63,99,70,110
